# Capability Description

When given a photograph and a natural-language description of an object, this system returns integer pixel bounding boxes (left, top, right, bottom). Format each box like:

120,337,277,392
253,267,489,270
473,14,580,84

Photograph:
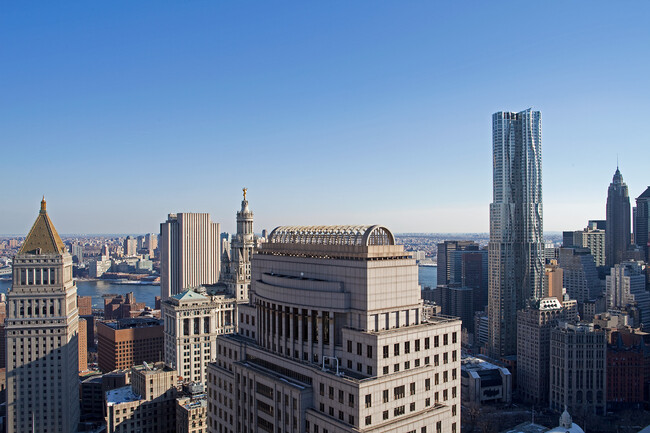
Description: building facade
488,109,545,358
606,260,649,328
635,187,650,262
105,363,177,433
606,168,632,267
516,297,564,406
207,225,461,433
97,317,164,372
160,213,221,299
6,199,80,433
558,248,601,303
162,288,235,385
549,321,606,415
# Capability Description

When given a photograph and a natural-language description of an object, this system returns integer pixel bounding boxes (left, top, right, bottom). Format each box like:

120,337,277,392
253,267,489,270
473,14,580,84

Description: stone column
329,312,335,357
317,312,323,362
298,312,303,359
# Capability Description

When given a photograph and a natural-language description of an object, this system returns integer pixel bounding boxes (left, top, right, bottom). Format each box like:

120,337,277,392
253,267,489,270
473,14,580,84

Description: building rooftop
102,317,162,330
106,385,141,406
18,198,67,255
268,225,395,247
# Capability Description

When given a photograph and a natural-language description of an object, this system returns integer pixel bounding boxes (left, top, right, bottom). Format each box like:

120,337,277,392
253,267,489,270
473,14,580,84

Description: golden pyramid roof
18,197,67,255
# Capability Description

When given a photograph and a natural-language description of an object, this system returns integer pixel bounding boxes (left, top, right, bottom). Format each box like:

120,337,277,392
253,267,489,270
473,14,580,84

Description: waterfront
0,265,436,309
0,278,160,309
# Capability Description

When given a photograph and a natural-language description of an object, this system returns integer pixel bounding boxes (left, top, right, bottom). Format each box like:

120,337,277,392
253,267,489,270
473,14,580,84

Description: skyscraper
160,213,221,299
6,199,80,433
606,167,631,267
635,186,650,262
488,109,544,357
219,188,255,302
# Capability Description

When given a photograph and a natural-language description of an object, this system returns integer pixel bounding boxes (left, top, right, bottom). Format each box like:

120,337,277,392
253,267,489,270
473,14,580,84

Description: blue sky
1,2,649,235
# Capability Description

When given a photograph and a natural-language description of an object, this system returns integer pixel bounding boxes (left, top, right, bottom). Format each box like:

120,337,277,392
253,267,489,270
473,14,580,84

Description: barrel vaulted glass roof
268,225,395,246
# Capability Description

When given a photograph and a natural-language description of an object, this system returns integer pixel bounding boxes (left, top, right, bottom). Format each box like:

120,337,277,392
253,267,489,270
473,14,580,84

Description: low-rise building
97,317,164,372
176,383,208,433
105,362,177,433
461,355,512,404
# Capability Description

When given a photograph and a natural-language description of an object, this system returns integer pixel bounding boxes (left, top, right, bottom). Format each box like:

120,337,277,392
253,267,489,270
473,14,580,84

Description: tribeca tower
488,109,544,358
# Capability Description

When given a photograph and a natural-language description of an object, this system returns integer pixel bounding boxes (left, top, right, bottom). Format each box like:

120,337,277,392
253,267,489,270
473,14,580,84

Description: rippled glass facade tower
488,109,544,358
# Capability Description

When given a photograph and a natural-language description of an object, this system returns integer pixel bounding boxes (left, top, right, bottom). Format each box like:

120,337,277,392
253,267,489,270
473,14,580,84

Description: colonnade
256,300,337,364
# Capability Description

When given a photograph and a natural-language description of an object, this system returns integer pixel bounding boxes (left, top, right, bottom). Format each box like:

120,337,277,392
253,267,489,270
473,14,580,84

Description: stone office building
207,225,461,433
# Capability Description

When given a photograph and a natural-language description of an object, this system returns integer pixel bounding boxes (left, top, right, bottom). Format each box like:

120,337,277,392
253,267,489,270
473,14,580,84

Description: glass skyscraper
488,109,544,357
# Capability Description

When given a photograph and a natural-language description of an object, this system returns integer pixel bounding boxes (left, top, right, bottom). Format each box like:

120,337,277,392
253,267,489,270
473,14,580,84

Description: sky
1,1,649,235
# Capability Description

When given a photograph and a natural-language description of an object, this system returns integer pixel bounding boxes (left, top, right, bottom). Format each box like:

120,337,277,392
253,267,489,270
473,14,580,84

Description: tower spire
40,196,46,213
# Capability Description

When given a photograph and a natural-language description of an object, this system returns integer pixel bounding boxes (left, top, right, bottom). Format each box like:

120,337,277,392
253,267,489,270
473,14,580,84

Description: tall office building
606,167,631,267
123,236,137,257
207,225,461,433
160,213,221,299
606,260,649,327
517,297,564,406
436,240,477,286
162,288,235,385
550,321,606,416
6,199,80,433
488,109,544,357
220,188,255,302
558,248,601,303
635,187,650,262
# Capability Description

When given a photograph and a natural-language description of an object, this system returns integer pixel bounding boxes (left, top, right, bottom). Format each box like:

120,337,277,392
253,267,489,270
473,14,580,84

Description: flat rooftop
102,317,162,330
106,385,141,406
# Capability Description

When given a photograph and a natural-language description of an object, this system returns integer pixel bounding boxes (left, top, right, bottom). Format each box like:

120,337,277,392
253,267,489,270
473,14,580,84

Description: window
394,406,405,417
425,398,430,407
383,346,389,358
357,343,362,356
410,382,416,395
425,379,431,391
404,361,410,370
452,350,457,362
394,343,400,356
383,410,389,420
347,341,352,353
443,334,448,345
348,394,354,408
434,336,439,347
339,390,344,403
383,366,389,375
435,373,440,385
365,394,372,408
436,421,442,433
394,364,399,372
394,385,405,399
452,404,457,416
405,341,410,354
367,345,373,358
410,402,415,412
365,416,372,426
452,332,457,344
415,339,420,352
383,390,389,403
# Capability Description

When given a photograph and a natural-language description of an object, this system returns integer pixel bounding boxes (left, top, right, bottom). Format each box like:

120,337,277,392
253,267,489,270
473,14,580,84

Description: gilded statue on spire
243,187,247,200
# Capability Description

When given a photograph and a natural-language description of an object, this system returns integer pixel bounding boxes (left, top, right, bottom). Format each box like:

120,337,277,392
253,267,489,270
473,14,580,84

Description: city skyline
2,2,649,234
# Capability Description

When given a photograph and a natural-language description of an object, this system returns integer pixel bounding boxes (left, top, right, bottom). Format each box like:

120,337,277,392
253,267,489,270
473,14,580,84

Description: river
0,265,436,309
0,278,161,309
